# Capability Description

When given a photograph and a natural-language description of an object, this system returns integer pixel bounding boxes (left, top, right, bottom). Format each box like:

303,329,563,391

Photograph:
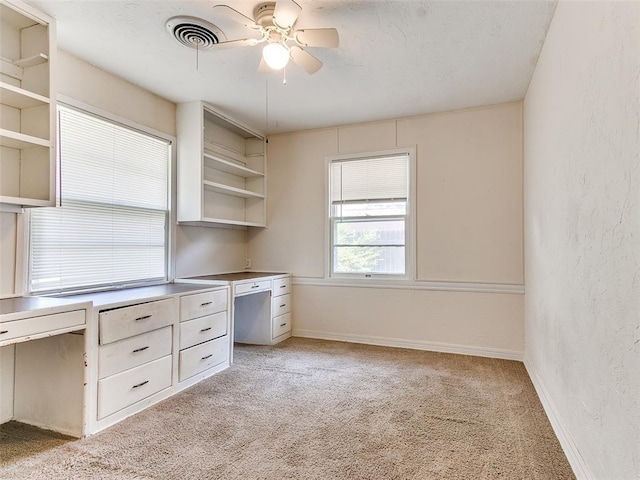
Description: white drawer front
99,298,174,345
98,355,172,419
0,310,85,344
98,326,172,379
179,336,229,382
273,277,291,296
272,312,292,339
271,293,291,318
235,280,271,296
180,289,227,322
180,311,227,350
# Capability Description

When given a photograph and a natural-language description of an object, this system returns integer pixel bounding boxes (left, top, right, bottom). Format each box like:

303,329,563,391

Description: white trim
56,95,174,143
524,357,590,480
325,147,417,281
293,329,524,361
292,276,524,295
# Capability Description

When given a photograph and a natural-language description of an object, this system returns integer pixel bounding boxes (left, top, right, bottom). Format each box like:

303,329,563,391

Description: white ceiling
30,0,557,134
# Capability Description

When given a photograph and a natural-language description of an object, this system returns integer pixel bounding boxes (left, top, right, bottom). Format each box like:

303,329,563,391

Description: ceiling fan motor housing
254,3,278,29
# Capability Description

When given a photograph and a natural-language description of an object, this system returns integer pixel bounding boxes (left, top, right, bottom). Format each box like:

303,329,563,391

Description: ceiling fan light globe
263,43,289,70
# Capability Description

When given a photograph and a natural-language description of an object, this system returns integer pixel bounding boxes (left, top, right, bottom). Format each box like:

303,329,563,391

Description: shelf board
204,140,259,165
0,129,49,149
203,180,265,199
200,217,266,228
14,53,48,68
203,152,264,178
0,195,52,209
0,82,49,109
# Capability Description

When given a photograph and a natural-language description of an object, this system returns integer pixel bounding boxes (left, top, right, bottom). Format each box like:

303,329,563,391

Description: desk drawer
98,355,172,419
180,289,227,321
98,326,172,379
272,312,291,339
273,277,291,296
0,310,85,344
180,311,227,350
179,336,229,382
235,280,271,296
272,293,291,318
99,299,174,345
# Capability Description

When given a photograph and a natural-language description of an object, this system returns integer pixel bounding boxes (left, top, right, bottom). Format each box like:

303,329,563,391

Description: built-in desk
178,272,292,347
0,296,92,436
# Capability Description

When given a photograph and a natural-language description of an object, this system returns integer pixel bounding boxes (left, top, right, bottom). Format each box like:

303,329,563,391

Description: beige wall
524,2,639,478
249,103,524,356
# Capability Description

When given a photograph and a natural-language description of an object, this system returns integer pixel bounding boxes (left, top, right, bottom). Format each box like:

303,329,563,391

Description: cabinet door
98,355,172,419
98,326,172,379
99,299,174,345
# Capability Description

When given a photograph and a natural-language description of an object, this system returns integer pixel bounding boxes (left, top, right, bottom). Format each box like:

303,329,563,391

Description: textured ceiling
30,0,556,134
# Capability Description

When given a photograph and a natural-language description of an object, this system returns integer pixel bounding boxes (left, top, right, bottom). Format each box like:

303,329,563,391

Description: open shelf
0,129,50,149
0,1,55,208
203,152,264,178
0,82,50,109
177,101,266,228
203,180,265,199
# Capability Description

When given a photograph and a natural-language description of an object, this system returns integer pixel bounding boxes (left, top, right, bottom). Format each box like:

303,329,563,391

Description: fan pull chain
283,66,287,85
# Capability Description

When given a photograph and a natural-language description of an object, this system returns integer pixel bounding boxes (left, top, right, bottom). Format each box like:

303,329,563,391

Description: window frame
325,147,416,281
25,96,176,295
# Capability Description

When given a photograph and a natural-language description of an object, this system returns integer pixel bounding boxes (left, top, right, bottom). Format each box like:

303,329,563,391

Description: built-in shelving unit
177,101,267,228
0,0,56,209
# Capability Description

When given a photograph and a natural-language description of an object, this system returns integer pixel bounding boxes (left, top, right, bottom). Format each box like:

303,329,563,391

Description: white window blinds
29,106,170,293
330,155,409,204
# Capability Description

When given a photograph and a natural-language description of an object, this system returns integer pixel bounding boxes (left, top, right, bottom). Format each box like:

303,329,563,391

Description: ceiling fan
212,0,339,74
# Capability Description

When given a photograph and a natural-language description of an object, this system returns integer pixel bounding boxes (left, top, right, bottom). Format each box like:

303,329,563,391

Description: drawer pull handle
200,301,212,306
251,285,259,289
280,285,286,288
280,323,287,327
280,304,286,308
0,330,8,335
200,327,212,332
132,346,149,353
132,380,149,389
135,315,152,322
201,354,213,360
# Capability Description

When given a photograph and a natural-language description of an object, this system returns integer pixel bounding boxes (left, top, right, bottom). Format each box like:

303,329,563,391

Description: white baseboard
292,329,524,361
524,356,591,480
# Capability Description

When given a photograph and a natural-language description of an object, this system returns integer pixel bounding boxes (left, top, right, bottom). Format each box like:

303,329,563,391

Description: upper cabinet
0,0,56,210
177,101,266,228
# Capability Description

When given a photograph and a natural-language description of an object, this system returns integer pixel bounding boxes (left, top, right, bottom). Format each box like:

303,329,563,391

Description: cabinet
97,300,174,420
271,277,292,343
177,101,266,227
178,289,229,382
0,0,56,209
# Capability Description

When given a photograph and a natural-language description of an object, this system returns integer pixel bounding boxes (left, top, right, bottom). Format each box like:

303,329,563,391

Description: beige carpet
1,338,574,479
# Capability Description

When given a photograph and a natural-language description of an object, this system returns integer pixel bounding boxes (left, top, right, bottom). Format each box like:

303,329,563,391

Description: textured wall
524,1,639,478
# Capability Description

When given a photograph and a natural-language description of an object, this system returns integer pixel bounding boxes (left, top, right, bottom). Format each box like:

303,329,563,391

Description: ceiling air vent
165,16,226,50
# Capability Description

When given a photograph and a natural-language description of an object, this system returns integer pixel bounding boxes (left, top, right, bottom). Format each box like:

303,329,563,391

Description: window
28,105,171,293
328,149,414,279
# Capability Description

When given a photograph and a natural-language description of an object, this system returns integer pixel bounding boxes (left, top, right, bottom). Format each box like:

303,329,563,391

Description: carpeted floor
1,338,574,479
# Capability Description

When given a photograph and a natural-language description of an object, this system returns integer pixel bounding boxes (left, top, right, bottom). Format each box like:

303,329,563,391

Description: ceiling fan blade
213,5,260,30
273,0,302,29
212,38,259,50
290,46,322,74
295,28,339,48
